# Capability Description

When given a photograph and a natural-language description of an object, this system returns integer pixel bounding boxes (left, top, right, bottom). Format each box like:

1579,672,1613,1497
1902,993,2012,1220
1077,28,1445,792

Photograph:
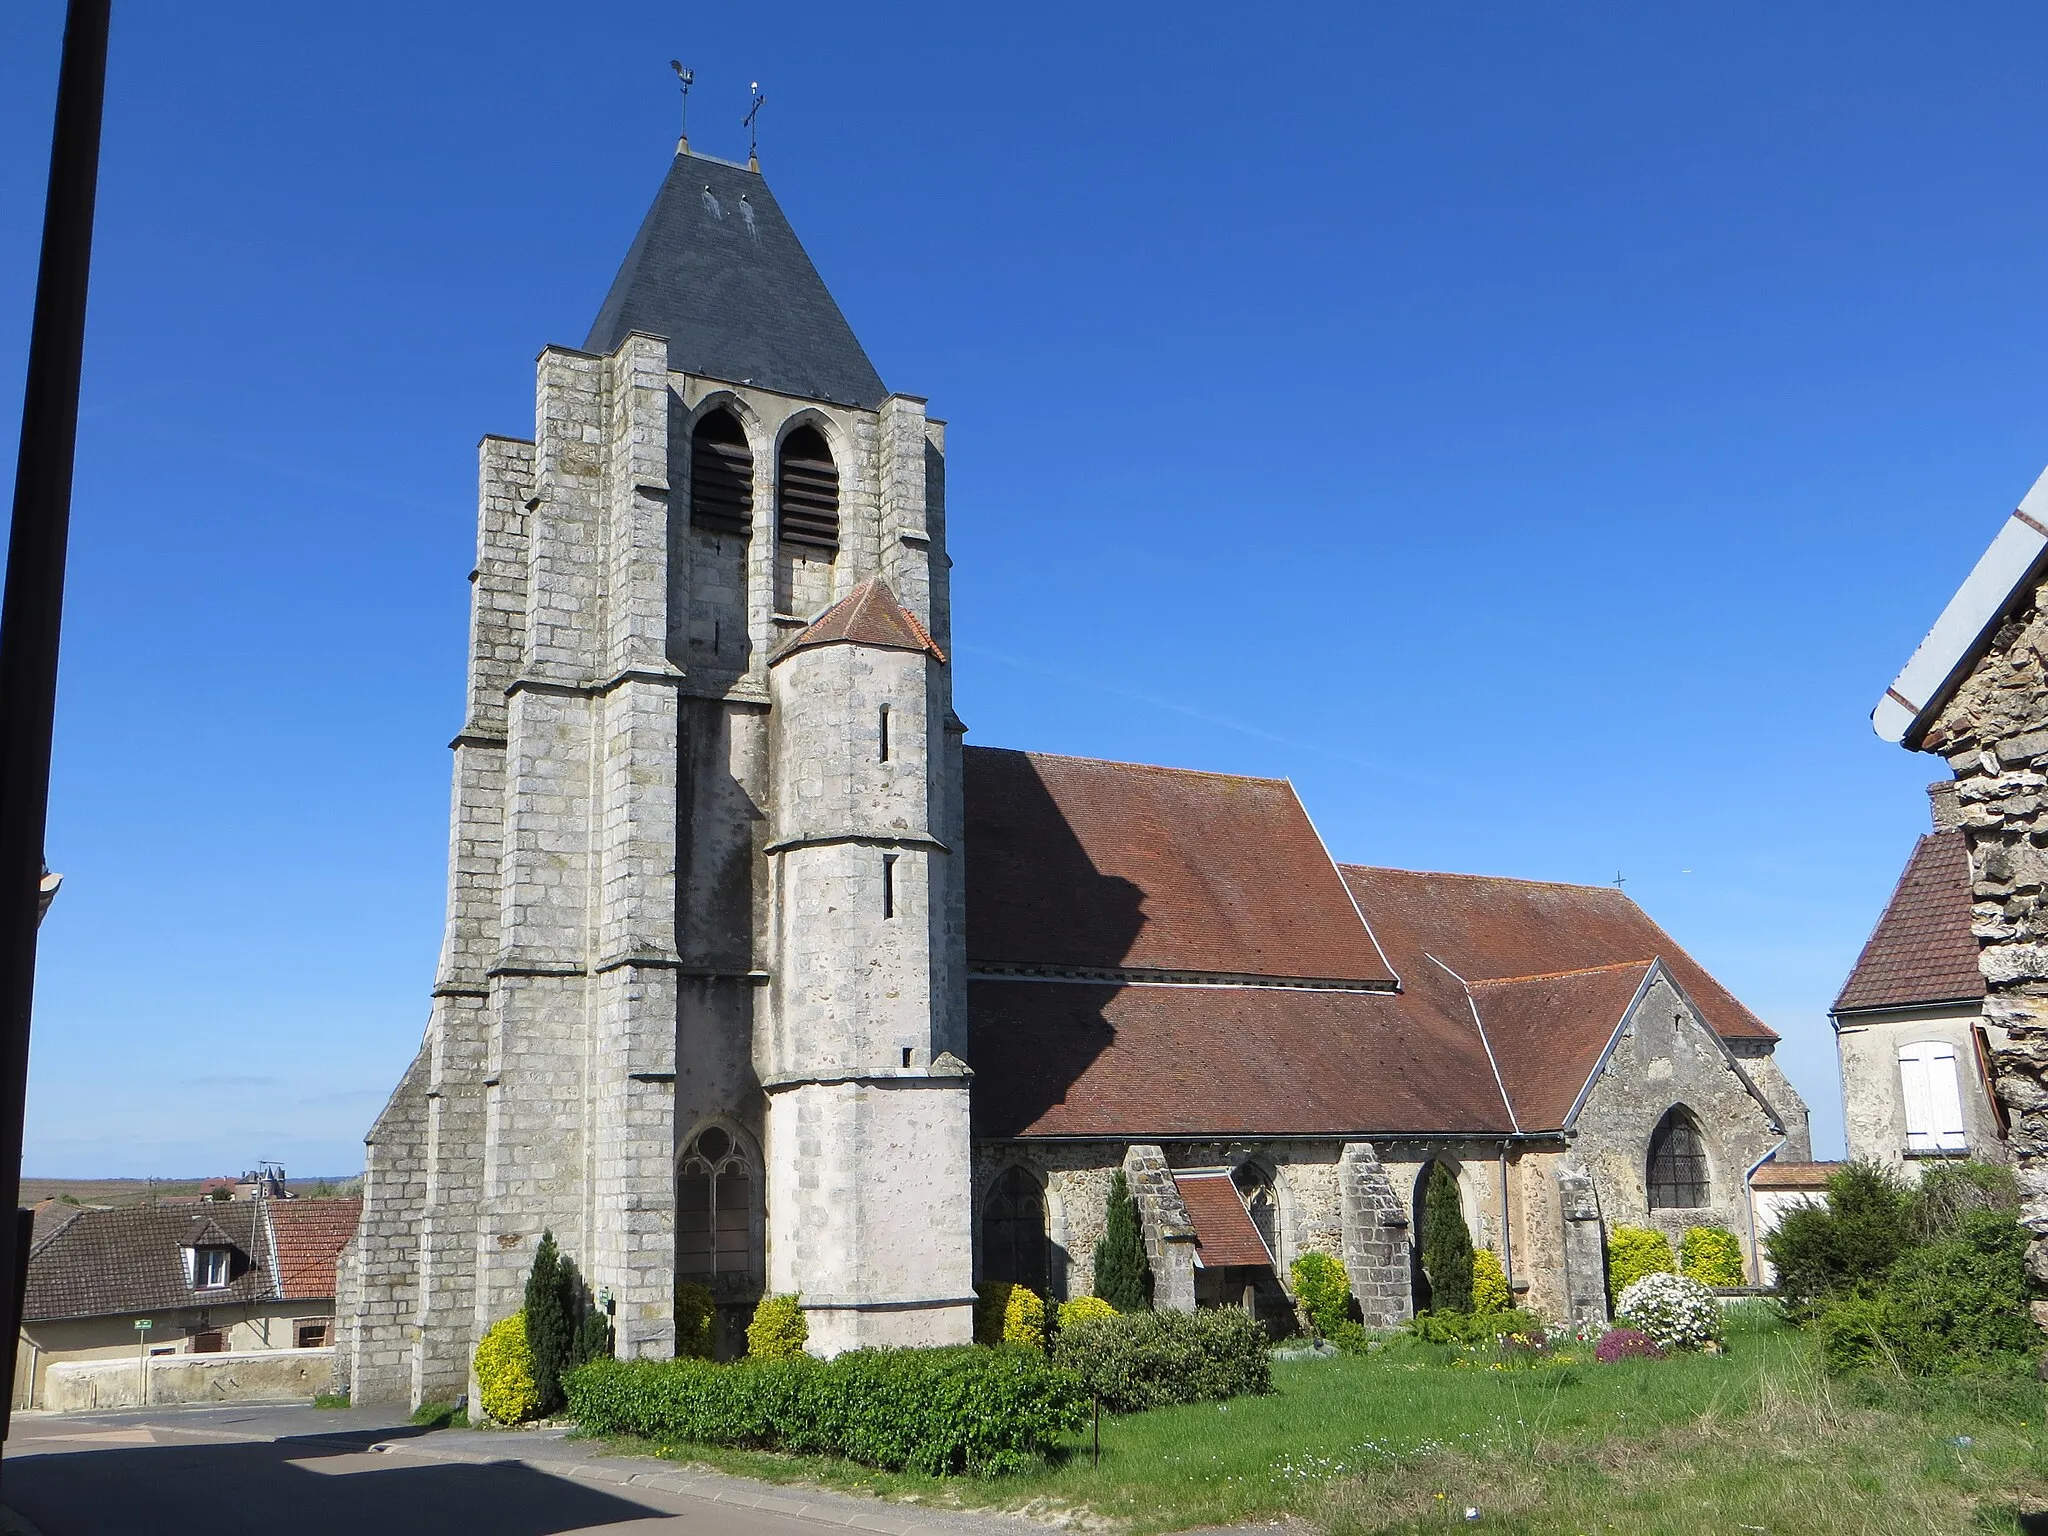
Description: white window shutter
1898,1042,1935,1152
1926,1044,1969,1151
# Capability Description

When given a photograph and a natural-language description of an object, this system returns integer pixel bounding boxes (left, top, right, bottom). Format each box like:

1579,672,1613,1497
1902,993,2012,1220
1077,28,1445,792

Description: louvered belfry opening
777,424,840,554
690,409,753,536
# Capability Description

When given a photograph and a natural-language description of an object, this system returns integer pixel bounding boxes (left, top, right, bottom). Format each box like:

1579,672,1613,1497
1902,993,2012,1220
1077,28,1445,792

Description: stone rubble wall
1917,579,2048,1302
1338,1143,1413,1328
1121,1145,1197,1312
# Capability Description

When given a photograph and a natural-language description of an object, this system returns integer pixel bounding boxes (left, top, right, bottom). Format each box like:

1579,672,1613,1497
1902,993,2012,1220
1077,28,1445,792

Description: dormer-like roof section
774,578,944,665
1833,830,1984,1015
585,152,887,408
964,749,1397,986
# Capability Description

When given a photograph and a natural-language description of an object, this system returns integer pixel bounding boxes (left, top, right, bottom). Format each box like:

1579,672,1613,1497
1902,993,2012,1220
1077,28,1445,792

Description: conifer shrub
1811,1208,2037,1375
1050,1307,1271,1412
1765,1160,1915,1319
1420,1163,1474,1314
1471,1248,1510,1313
746,1293,809,1361
565,1346,1087,1476
1289,1251,1352,1338
1679,1225,1747,1287
1055,1295,1117,1334
675,1282,716,1361
475,1312,540,1424
975,1282,1047,1350
1093,1172,1150,1312
1605,1225,1677,1307
524,1232,572,1415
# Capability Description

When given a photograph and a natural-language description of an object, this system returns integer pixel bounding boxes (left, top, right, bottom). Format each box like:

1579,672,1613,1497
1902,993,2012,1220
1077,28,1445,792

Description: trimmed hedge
1679,1225,1746,1287
675,1283,716,1361
475,1312,539,1424
974,1282,1047,1349
565,1346,1087,1476
1049,1307,1271,1413
1289,1252,1352,1338
1056,1295,1117,1333
1606,1225,1676,1307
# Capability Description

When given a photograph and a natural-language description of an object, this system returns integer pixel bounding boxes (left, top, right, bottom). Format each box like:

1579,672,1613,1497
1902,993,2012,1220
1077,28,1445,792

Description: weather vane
744,81,766,169
670,60,694,153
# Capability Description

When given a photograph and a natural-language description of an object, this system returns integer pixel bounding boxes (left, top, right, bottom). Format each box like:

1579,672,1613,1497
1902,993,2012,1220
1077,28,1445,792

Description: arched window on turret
775,424,839,616
689,409,753,536
677,1123,760,1298
981,1166,1049,1297
1647,1106,1710,1210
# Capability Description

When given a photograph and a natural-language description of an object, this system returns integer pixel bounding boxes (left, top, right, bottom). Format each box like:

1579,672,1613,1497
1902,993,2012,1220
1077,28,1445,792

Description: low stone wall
41,1348,335,1412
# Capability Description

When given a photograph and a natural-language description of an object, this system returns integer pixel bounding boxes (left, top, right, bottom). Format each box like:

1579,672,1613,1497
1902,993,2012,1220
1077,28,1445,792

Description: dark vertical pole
0,0,113,1453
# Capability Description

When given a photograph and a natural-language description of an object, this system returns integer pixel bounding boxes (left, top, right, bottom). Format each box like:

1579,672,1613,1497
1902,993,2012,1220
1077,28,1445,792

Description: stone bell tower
338,140,971,1407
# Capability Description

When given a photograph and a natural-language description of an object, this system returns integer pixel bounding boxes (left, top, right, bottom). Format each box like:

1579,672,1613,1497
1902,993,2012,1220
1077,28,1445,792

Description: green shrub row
565,1346,1087,1476
1049,1306,1272,1412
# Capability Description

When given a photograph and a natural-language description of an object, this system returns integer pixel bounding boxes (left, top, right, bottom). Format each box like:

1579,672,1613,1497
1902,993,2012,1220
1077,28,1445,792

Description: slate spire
584,150,887,408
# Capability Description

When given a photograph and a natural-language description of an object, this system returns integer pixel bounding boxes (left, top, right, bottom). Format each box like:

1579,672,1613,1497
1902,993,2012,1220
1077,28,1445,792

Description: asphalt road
0,1403,1029,1536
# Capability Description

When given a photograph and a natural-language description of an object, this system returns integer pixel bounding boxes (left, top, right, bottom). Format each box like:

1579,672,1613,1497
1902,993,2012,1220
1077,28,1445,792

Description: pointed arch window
777,424,839,554
982,1166,1049,1296
1233,1162,1278,1259
1647,1107,1710,1210
678,1124,757,1293
690,410,753,536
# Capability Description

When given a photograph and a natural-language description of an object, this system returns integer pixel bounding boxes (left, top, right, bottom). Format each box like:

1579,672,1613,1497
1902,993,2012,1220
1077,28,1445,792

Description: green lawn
586,1311,2048,1534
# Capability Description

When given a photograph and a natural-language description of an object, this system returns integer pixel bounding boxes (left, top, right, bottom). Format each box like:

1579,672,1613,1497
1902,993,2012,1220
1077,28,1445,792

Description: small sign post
133,1319,151,1406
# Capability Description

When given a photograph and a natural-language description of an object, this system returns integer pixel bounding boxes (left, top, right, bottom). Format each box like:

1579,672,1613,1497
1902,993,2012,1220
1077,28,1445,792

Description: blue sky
2,3,2042,1175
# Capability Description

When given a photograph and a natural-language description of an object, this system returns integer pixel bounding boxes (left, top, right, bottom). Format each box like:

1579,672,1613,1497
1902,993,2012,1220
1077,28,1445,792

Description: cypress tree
1093,1171,1151,1311
524,1230,573,1414
1420,1162,1474,1314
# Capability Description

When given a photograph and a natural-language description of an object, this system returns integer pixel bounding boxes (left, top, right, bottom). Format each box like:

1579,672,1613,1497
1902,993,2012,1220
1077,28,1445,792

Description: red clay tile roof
1173,1172,1274,1268
268,1198,360,1302
1833,831,1983,1015
968,979,1514,1138
1340,867,1775,1042
1468,961,1655,1130
1750,1160,1841,1190
964,749,1396,985
773,577,944,665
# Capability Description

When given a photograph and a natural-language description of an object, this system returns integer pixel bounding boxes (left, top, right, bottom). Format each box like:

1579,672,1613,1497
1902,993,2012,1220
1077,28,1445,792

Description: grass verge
580,1311,2048,1534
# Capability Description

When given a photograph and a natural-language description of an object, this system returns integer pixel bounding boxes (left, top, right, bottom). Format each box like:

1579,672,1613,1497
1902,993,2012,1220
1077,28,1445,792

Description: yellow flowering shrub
475,1311,540,1424
1056,1294,1118,1332
1472,1248,1510,1314
745,1293,808,1360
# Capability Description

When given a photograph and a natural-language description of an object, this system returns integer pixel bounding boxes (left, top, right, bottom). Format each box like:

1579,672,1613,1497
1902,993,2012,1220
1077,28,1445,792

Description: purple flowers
1595,1327,1665,1363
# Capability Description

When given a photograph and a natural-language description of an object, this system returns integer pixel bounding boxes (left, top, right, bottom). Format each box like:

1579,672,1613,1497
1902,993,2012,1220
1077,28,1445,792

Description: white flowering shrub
1615,1272,1722,1351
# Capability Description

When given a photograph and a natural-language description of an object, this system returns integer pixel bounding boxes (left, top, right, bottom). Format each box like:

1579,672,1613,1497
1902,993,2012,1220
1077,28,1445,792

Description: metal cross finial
669,60,694,153
1612,870,1627,889
744,81,766,169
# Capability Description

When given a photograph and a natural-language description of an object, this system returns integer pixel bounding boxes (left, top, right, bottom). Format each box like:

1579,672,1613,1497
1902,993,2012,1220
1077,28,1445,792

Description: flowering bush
975,1282,1048,1349
1679,1225,1747,1287
1606,1225,1677,1306
1616,1272,1722,1351
746,1293,809,1361
1471,1249,1510,1314
1055,1295,1118,1333
475,1311,540,1423
1594,1326,1665,1363
1546,1317,1605,1345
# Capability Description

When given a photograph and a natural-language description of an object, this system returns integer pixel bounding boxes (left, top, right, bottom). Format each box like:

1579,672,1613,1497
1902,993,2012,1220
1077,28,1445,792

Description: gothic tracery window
981,1166,1049,1296
677,1124,757,1295
1647,1106,1710,1210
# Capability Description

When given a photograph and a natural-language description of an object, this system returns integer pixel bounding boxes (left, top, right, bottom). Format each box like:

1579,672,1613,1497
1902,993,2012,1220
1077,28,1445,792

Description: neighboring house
340,133,1813,1405
14,1197,359,1410
1832,784,2007,1177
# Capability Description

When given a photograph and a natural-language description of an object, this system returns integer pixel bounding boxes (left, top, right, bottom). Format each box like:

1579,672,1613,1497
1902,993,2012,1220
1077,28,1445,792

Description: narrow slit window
882,853,897,920
878,705,891,763
901,1047,913,1068
690,409,753,536
777,424,839,554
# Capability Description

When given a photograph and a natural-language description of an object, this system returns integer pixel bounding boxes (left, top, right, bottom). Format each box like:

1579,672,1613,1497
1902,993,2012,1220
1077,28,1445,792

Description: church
334,135,1811,1407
